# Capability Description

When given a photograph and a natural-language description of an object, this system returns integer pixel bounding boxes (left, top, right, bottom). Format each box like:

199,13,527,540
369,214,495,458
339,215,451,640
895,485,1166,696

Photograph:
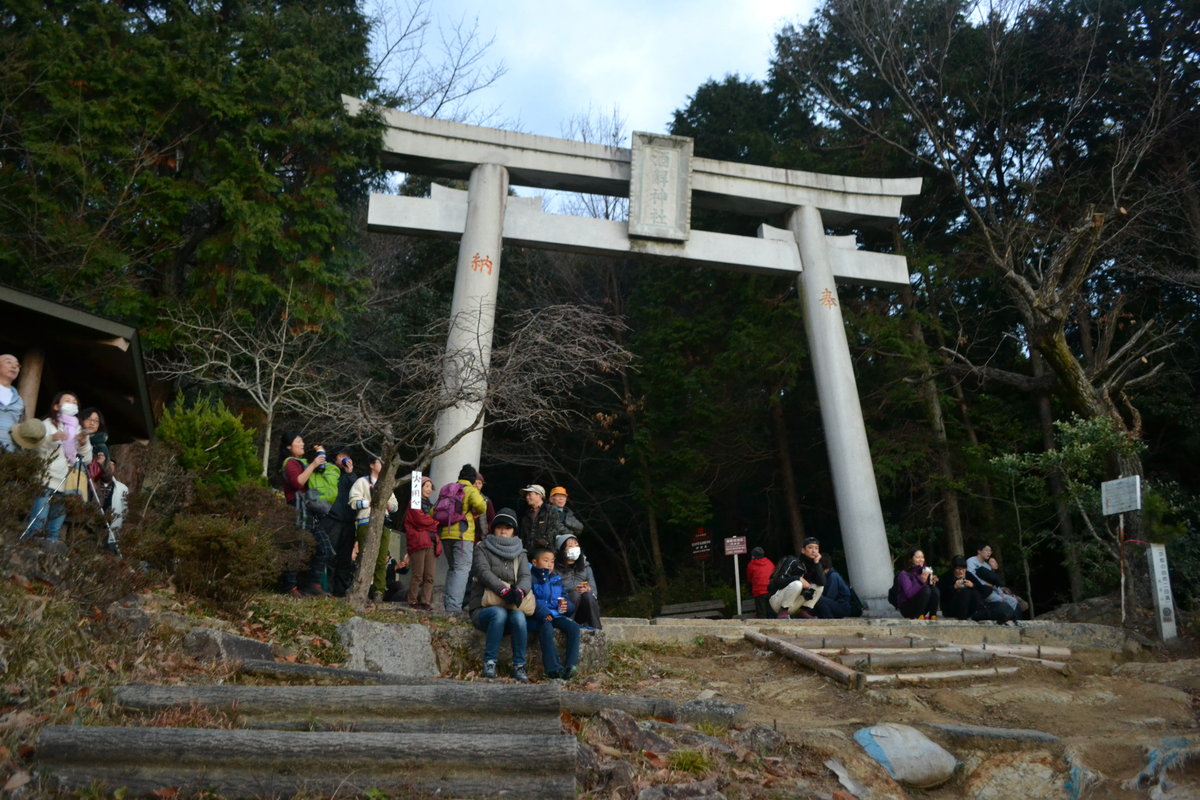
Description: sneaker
776,609,790,619
367,588,380,602
562,665,578,681
288,587,304,600
482,660,497,679
512,665,530,683
301,583,329,597
791,609,814,619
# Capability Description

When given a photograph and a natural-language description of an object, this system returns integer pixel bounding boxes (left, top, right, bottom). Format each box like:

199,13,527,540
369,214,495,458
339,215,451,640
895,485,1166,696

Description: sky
423,0,818,141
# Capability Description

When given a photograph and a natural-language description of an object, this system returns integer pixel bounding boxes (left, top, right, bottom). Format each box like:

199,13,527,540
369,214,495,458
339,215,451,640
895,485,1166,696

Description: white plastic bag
853,722,958,788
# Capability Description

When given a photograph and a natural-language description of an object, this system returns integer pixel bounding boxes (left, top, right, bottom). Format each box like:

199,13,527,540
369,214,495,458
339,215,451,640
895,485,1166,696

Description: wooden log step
237,661,685,721
863,666,1020,685
115,683,561,731
36,727,575,800
745,631,865,690
836,649,994,670
239,659,442,685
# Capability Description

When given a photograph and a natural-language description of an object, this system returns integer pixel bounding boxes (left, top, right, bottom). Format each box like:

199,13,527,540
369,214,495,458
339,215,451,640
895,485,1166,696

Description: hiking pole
84,464,121,557
18,465,74,542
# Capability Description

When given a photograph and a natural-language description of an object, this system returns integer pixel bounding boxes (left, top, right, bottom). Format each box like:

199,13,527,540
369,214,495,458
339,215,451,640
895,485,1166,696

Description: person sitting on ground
747,547,776,619
813,553,853,619
439,464,489,614
0,354,23,454
404,475,440,610
768,537,826,619
15,392,91,543
519,483,552,550
554,533,602,629
349,455,402,601
546,485,583,543
527,545,582,680
892,547,940,620
966,543,1020,618
467,507,532,682
939,555,984,620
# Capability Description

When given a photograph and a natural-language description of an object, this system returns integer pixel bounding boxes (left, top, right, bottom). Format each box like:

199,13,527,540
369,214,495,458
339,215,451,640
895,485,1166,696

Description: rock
677,698,747,726
730,725,787,755
183,627,273,663
602,760,638,800
152,611,192,634
643,721,732,753
853,723,957,789
1113,660,1200,694
963,751,1069,800
105,600,152,637
637,778,725,800
337,617,439,676
599,708,645,750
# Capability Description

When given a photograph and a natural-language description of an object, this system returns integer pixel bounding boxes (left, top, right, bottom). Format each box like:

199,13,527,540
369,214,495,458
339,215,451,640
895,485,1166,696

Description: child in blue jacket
527,546,581,680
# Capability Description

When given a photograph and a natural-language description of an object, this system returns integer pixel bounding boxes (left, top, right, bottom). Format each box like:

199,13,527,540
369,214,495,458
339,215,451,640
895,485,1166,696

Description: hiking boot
791,608,814,619
512,665,530,683
776,609,790,619
301,584,329,597
482,660,497,679
561,665,578,681
367,587,380,602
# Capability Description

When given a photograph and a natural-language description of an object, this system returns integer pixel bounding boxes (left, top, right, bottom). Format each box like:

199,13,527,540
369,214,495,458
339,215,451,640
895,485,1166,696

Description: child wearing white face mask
13,391,92,542
553,533,602,630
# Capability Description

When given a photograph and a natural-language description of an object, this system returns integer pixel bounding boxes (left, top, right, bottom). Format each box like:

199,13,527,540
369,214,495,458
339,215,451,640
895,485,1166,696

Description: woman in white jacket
349,456,401,600
14,392,91,541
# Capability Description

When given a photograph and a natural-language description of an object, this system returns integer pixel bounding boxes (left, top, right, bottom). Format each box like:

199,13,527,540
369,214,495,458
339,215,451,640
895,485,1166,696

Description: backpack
432,481,468,529
887,582,899,609
849,587,866,617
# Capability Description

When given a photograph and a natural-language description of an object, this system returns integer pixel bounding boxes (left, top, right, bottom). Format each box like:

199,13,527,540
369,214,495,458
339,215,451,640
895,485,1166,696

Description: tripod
18,459,75,543
18,454,120,555
84,462,121,556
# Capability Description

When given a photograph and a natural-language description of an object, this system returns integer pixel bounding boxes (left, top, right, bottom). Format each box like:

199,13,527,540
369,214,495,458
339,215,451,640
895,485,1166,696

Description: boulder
854,722,958,789
337,617,439,676
182,627,273,663
962,750,1069,800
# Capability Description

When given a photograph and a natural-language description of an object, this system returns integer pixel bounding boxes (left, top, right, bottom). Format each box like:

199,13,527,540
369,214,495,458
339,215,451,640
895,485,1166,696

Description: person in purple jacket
892,547,941,619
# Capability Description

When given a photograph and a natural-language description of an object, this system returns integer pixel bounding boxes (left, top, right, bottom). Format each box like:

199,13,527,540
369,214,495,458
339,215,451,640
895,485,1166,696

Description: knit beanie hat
458,464,478,482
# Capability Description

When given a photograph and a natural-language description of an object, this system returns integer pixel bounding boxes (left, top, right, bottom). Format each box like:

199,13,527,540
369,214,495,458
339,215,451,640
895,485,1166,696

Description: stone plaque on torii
346,96,922,608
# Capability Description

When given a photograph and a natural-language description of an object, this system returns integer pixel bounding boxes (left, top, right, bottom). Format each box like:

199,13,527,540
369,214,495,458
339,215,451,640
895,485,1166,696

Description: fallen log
37,727,574,799
993,653,1071,675
863,666,1020,685
836,650,993,670
962,643,1071,659
745,630,864,690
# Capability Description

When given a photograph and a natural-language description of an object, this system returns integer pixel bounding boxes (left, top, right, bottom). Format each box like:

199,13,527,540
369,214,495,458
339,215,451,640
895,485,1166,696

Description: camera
801,587,816,600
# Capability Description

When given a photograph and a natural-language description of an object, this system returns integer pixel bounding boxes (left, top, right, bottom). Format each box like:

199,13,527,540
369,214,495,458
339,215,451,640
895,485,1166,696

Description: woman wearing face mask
553,534,602,630
13,392,92,542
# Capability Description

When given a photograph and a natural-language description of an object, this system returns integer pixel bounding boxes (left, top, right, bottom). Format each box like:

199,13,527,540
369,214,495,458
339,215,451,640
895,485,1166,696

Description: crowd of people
2,354,127,545
748,536,1026,624
276,443,603,681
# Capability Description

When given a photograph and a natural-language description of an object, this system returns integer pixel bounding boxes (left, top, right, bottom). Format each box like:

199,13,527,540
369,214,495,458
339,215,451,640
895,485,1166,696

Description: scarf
57,413,80,462
481,534,525,560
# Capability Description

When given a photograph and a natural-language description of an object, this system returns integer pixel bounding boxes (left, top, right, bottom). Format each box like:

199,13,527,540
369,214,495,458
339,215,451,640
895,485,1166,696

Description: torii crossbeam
347,96,922,610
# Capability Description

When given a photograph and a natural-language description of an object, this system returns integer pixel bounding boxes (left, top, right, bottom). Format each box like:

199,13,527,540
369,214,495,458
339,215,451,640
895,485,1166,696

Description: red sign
724,536,747,556
691,528,711,561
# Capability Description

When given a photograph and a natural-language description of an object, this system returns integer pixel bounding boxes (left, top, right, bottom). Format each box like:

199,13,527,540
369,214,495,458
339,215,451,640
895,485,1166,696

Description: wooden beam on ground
962,643,1071,659
775,634,947,650
745,630,865,690
863,666,1020,685
836,650,994,670
37,727,575,800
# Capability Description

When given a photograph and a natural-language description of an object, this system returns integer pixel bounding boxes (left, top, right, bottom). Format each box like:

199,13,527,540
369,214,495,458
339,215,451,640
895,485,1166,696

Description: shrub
169,515,278,605
155,397,261,499
0,449,47,538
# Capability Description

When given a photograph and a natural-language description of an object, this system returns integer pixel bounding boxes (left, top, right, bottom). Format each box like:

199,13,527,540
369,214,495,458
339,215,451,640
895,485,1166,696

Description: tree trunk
769,393,807,553
1030,349,1084,602
902,282,963,557
260,411,274,479
348,438,401,604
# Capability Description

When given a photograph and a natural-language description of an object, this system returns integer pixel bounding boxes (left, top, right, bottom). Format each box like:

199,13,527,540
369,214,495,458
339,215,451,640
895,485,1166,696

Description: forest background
2,0,1197,618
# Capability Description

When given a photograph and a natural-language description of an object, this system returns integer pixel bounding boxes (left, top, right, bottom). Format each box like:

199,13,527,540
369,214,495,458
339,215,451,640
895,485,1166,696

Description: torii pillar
350,96,921,610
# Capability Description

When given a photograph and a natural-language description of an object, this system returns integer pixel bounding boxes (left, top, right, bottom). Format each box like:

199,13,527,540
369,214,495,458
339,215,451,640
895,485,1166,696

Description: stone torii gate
346,96,922,608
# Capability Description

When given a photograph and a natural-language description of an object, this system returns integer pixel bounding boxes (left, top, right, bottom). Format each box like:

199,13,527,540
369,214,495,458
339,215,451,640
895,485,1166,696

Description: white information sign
1147,543,1178,640
1101,475,1141,516
410,470,423,510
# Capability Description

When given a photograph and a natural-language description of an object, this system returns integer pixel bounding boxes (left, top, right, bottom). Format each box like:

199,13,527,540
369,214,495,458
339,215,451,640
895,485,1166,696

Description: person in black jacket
324,446,359,596
768,537,826,619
